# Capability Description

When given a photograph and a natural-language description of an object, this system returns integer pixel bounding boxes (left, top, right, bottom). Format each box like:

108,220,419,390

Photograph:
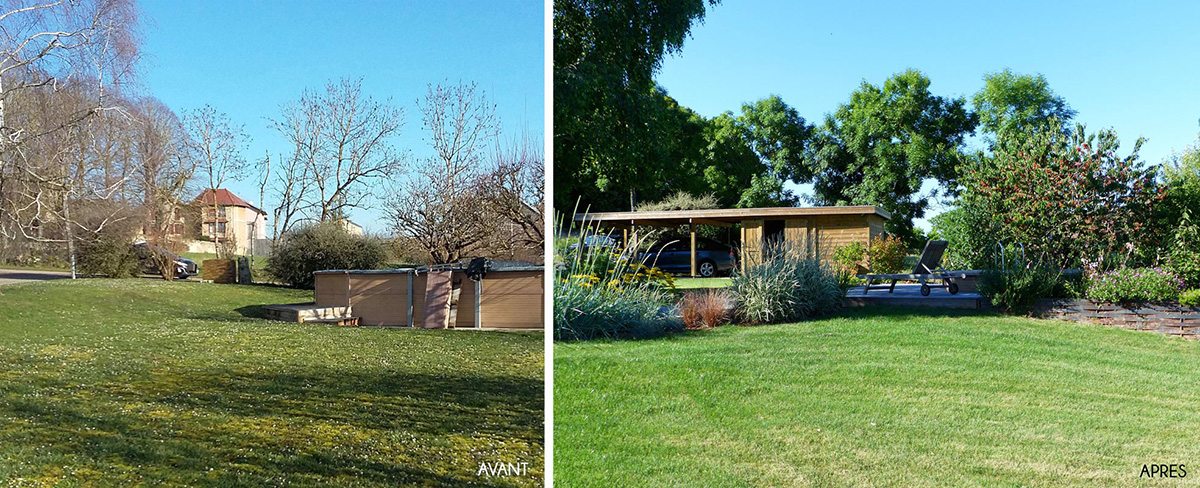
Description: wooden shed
575,206,890,275
312,264,544,330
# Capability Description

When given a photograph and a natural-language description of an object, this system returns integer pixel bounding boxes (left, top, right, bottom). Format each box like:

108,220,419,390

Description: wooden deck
844,284,984,310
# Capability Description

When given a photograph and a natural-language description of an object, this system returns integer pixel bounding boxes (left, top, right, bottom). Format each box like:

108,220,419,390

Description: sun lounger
859,240,960,296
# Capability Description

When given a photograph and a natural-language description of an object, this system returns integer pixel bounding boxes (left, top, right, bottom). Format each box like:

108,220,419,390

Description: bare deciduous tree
263,77,404,237
182,104,247,258
388,81,497,264
131,96,193,278
0,0,141,276
479,135,545,260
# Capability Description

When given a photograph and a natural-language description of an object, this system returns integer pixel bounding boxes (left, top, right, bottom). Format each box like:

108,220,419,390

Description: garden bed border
1030,298,1200,339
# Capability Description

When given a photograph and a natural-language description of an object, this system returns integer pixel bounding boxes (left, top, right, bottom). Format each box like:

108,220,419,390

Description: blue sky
654,0,1200,230
138,1,545,234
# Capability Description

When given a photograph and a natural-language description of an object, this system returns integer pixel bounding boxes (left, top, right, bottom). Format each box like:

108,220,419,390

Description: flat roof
313,265,543,275
574,205,890,227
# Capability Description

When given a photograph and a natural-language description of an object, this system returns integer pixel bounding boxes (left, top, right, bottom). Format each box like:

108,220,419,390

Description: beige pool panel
313,268,543,329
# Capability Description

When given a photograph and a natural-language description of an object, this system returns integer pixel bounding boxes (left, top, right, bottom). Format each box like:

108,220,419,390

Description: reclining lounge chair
859,240,960,296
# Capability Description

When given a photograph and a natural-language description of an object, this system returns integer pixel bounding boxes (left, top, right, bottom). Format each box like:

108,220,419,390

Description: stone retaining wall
1031,299,1200,339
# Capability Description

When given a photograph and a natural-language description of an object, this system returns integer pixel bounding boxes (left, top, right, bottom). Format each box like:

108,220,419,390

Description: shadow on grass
0,366,542,486
234,304,266,319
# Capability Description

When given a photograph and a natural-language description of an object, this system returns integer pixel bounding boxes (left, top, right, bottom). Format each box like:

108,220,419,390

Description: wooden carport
574,206,891,277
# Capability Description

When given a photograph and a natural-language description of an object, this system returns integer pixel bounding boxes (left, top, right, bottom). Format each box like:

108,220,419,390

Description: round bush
266,221,389,289
1086,267,1185,303
77,234,140,278
1181,289,1200,307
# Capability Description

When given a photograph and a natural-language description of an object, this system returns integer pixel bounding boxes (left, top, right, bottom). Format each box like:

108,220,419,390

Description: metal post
406,271,414,328
474,278,482,329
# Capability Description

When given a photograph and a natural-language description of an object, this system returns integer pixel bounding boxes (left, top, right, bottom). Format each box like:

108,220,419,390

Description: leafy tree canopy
554,0,717,211
973,69,1075,140
804,69,976,246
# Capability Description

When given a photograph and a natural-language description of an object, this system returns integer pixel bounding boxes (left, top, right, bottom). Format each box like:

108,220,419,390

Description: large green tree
554,0,717,211
973,69,1075,140
804,70,976,246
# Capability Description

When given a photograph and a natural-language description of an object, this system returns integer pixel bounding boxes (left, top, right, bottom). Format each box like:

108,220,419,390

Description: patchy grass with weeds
0,279,543,487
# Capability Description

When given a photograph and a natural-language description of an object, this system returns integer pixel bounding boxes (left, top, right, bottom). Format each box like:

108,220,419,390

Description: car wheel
698,260,716,278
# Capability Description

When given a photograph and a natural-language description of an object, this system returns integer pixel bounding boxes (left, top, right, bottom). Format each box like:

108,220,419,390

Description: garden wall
1031,299,1200,339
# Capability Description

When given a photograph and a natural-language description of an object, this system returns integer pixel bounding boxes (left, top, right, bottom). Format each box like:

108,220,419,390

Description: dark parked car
566,234,622,252
637,237,736,278
133,243,198,279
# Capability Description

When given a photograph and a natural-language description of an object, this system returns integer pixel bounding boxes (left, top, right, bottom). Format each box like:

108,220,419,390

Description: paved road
0,269,72,286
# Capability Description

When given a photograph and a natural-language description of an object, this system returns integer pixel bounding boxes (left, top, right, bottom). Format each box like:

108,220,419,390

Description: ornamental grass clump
1086,267,1185,303
554,217,680,341
679,289,732,329
730,240,843,325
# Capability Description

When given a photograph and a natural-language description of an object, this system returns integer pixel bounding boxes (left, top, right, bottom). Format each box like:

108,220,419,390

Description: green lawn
555,308,1200,487
0,279,543,487
672,277,731,290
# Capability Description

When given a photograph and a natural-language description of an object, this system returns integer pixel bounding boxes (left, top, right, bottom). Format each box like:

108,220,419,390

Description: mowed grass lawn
555,308,1200,487
672,277,731,290
0,279,543,487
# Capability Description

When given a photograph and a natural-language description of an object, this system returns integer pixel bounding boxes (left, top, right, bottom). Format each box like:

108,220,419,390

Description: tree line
554,0,1178,248
1,0,543,275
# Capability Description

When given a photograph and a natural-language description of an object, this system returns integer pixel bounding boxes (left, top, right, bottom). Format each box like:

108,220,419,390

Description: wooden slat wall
811,215,871,263
866,215,887,240
454,277,477,328
347,274,410,327
314,273,348,307
480,271,544,329
314,270,539,329
784,219,805,258
741,219,763,268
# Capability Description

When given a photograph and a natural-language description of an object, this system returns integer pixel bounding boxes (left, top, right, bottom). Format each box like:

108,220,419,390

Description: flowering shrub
1086,267,1185,303
833,242,867,275
961,122,1163,269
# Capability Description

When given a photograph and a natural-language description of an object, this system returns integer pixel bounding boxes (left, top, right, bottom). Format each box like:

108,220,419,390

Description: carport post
690,222,698,277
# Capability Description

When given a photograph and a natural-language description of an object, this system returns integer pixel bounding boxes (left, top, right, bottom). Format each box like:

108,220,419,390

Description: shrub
554,223,680,340
76,234,140,278
930,204,997,270
1165,212,1200,289
979,265,1062,313
1180,289,1200,307
833,242,867,275
679,289,732,329
730,240,842,324
960,121,1163,269
1086,267,1185,303
266,221,389,289
868,235,907,274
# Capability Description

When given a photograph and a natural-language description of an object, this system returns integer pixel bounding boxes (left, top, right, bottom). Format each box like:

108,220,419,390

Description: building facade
190,189,268,255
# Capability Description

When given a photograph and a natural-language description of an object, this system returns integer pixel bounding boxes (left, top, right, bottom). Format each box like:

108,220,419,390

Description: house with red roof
190,189,268,255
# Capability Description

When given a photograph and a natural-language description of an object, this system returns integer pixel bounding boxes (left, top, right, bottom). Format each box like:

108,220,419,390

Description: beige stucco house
188,189,267,255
